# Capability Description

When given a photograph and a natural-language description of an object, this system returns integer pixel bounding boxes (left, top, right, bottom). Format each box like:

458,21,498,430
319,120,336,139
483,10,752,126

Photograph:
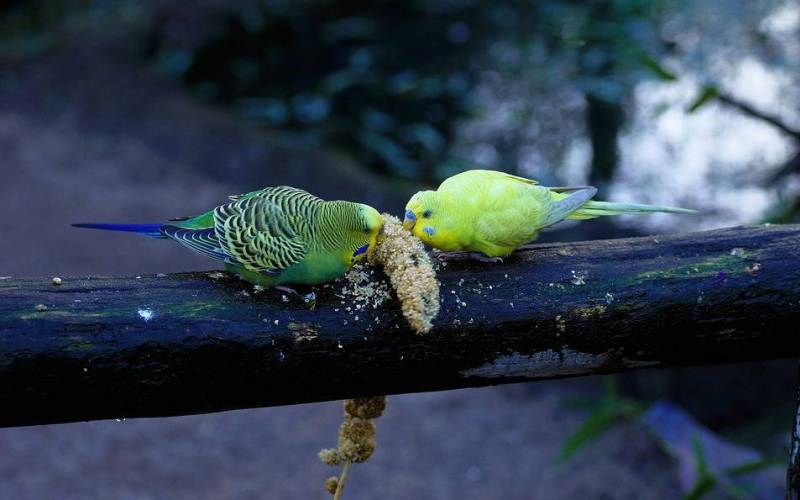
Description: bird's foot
273,285,317,309
273,285,299,298
435,251,504,263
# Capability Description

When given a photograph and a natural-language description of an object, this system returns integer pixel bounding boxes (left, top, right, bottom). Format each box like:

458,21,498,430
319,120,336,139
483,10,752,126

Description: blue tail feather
72,223,166,239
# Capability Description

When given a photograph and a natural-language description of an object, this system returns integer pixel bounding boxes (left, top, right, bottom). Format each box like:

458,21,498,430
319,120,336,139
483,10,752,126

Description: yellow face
351,204,385,263
402,191,451,250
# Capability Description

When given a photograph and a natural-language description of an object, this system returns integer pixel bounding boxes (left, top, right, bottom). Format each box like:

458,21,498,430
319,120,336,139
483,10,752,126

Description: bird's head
403,190,443,246
351,204,385,262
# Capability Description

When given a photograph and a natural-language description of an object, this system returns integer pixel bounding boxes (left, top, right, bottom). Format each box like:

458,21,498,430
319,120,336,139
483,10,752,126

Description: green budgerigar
74,186,385,286
403,169,696,259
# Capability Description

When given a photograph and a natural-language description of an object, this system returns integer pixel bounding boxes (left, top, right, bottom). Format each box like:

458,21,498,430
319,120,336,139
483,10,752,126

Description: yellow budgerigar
402,169,696,260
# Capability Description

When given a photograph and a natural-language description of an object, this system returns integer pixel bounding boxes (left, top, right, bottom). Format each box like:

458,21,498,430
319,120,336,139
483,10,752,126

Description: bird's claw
273,285,299,297
302,291,317,310
272,286,317,309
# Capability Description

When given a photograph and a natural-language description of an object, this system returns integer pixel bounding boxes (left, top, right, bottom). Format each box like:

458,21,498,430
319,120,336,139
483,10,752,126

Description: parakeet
402,169,695,258
74,186,385,286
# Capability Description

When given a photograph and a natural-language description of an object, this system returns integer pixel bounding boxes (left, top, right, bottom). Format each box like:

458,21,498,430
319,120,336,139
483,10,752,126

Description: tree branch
716,92,800,141
1,224,799,428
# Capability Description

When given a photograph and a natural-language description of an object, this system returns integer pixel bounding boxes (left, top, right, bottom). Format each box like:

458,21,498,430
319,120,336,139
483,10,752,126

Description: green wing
165,187,319,275
214,195,309,274
161,225,228,261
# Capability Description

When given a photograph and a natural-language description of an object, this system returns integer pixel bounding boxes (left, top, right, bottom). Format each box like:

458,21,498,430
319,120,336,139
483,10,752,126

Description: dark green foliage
726,458,785,477
153,0,496,181
145,0,681,181
0,0,65,61
683,437,719,500
687,85,720,114
559,377,643,463
682,437,782,499
562,379,787,498
640,53,678,82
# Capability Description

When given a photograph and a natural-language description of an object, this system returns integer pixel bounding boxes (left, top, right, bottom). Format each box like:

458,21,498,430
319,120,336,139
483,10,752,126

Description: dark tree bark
789,365,800,500
0,224,799,428
586,93,625,198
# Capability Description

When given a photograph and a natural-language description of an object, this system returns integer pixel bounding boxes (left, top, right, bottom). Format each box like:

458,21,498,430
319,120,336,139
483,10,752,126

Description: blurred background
1,0,798,498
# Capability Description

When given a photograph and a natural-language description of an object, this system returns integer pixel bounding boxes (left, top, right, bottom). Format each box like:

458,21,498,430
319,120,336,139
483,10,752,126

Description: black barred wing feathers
161,226,228,261
159,187,318,275
213,187,320,274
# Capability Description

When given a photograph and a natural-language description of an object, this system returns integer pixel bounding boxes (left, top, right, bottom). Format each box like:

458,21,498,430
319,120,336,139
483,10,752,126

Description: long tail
72,223,167,239
568,200,697,220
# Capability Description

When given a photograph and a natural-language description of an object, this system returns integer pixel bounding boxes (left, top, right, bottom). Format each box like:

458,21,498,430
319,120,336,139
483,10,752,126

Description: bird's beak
402,210,416,230
366,222,386,259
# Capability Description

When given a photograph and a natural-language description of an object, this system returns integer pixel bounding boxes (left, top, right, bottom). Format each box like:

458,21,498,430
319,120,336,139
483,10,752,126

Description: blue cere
405,209,416,221
353,243,369,256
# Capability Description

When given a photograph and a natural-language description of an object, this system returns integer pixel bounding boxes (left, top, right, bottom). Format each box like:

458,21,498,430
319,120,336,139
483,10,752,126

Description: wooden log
0,224,799,428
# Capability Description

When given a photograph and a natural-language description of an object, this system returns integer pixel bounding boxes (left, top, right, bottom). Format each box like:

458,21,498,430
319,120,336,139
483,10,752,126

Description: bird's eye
363,228,371,234
422,210,432,218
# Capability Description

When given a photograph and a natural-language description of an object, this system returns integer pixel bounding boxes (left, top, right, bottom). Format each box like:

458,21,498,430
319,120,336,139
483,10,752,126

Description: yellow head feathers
355,204,385,261
402,190,462,251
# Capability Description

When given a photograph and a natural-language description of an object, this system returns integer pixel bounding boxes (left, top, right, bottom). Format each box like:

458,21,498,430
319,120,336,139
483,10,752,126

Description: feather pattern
73,185,385,286
213,186,319,274
160,226,229,261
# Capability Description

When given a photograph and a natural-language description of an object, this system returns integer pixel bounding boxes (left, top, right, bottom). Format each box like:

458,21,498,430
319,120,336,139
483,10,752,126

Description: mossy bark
0,224,799,428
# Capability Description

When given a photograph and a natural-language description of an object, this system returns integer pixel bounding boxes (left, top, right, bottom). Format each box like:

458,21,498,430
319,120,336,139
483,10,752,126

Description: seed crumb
730,247,747,257
570,270,587,286
746,262,762,274
339,263,392,313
